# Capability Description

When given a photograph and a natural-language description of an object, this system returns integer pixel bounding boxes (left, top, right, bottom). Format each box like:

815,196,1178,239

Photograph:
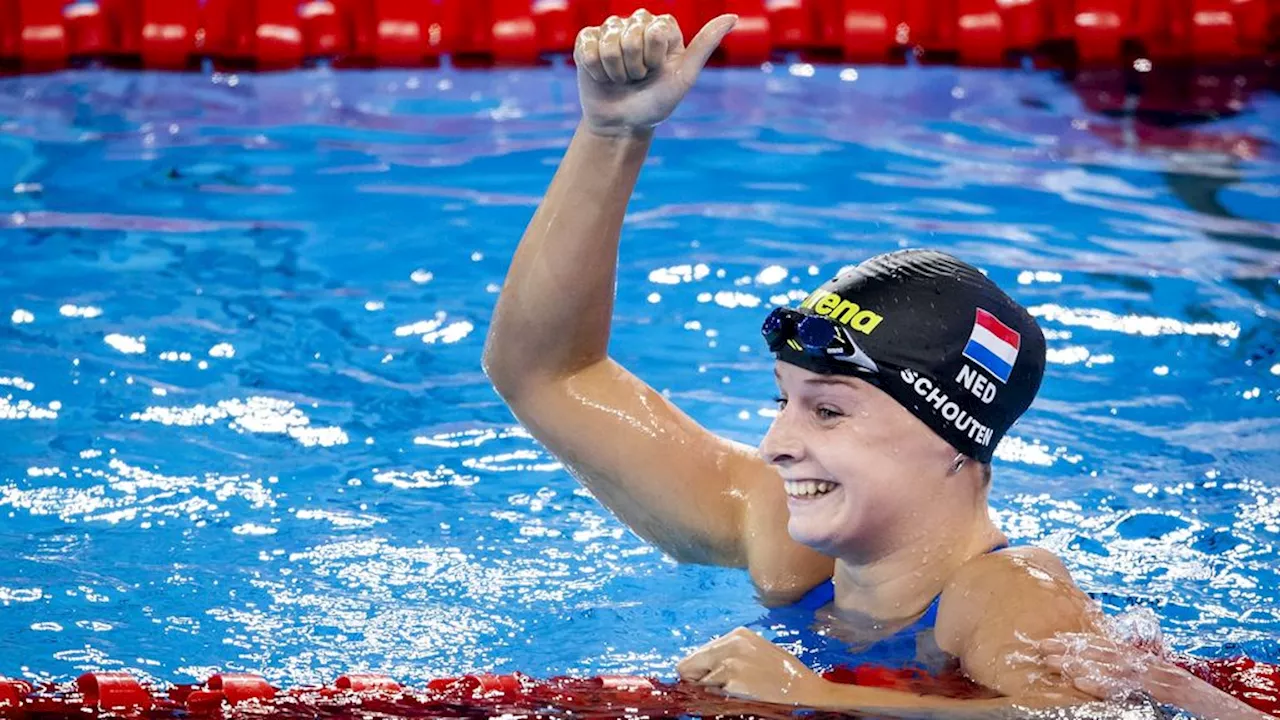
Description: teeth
784,480,837,498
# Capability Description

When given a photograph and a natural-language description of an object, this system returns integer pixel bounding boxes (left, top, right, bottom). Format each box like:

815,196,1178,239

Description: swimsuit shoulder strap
917,594,942,627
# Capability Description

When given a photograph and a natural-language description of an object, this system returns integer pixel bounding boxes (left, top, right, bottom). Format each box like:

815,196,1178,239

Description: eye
772,395,788,409
816,405,843,420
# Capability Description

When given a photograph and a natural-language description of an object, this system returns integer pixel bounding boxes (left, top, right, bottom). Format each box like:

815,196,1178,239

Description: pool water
0,64,1277,690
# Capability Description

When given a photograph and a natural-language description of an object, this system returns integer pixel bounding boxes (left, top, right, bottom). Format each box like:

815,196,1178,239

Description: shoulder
934,546,1097,657
945,546,1077,599
932,546,1104,695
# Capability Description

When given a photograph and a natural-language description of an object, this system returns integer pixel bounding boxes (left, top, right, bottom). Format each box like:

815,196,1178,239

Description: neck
830,510,1005,624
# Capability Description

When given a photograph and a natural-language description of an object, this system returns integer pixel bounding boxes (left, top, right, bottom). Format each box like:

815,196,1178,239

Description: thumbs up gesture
574,9,738,136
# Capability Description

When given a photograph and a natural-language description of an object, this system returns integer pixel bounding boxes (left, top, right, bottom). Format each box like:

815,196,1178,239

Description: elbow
482,334,548,405
481,339,521,402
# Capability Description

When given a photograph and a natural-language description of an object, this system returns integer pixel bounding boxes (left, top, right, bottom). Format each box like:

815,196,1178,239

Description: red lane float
0,657,1276,719
335,674,402,693
0,680,32,708
533,0,583,54
343,0,442,67
89,0,200,69
62,1,107,57
0,0,69,68
0,0,1274,69
201,0,304,68
956,0,1007,66
437,0,541,66
74,672,153,712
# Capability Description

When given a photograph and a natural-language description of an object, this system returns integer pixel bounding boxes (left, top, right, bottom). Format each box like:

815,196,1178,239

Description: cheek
855,403,953,469
818,422,934,496
814,424,893,484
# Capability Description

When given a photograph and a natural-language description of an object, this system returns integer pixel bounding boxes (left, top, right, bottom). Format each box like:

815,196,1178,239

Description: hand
1037,634,1193,705
676,627,829,706
574,9,737,136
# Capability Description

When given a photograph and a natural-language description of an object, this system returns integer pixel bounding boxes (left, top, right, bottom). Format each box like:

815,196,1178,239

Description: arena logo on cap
962,309,1020,383
798,290,883,335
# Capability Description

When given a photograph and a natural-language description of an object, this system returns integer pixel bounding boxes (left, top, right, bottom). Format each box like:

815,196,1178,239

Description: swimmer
482,9,1268,717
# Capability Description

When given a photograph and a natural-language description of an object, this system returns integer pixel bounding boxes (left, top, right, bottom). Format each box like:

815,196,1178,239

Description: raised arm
482,9,832,601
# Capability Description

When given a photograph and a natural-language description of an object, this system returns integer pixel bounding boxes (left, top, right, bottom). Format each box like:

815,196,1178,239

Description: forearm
483,122,653,396
803,681,1077,720
1162,676,1271,720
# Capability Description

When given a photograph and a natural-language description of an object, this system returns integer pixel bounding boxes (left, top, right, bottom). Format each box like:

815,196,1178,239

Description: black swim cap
763,249,1046,463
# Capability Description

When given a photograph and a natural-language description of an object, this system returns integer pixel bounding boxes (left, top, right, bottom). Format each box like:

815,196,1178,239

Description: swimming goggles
761,307,882,376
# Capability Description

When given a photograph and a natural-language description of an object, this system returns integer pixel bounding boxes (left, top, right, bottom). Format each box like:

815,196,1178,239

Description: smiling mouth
784,480,839,499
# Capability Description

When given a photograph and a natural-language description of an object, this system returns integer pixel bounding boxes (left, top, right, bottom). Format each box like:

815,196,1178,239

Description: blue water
0,64,1277,690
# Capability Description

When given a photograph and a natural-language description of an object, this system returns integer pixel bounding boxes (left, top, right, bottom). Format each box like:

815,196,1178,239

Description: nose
759,412,804,467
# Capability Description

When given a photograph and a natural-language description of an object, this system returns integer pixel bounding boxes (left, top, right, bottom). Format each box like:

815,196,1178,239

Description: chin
784,485,862,555
787,525,836,555
787,515,859,557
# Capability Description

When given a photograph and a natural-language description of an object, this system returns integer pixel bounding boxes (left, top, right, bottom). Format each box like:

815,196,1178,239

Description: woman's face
759,361,960,559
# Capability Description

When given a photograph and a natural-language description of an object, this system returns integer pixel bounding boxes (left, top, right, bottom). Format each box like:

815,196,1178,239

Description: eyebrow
773,369,858,389
805,377,857,386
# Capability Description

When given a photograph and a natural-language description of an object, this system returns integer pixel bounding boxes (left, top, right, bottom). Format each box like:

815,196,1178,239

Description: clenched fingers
621,18,647,79
676,631,751,681
574,27,604,83
643,15,680,71
695,659,739,689
598,22,628,83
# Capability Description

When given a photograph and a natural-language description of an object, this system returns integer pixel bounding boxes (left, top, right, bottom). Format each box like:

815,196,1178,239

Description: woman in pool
482,9,1268,718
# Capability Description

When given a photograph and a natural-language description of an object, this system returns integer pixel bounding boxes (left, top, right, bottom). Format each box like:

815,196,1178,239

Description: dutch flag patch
962,308,1021,384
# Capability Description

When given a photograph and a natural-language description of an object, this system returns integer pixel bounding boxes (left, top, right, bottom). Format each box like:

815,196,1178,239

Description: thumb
680,14,737,76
